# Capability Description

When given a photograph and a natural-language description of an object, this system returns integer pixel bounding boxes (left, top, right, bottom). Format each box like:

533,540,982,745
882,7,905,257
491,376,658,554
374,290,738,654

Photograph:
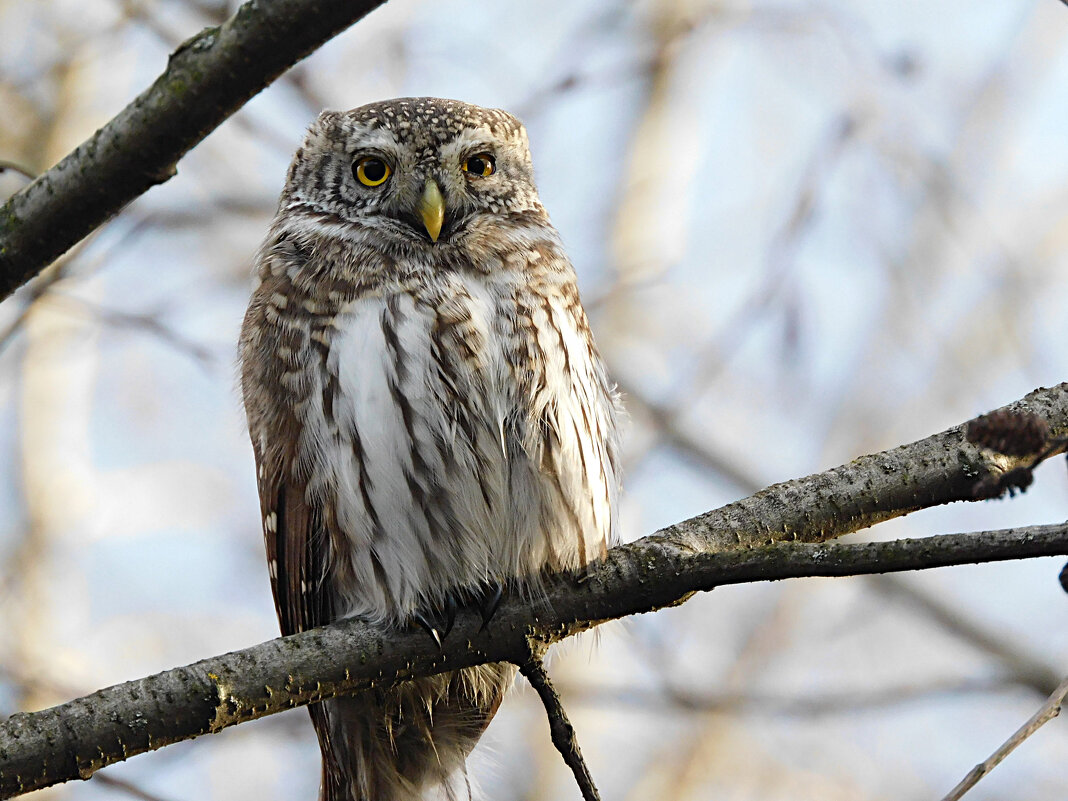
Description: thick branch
3,383,1068,796
661,385,1068,555
0,0,388,299
3,523,1067,797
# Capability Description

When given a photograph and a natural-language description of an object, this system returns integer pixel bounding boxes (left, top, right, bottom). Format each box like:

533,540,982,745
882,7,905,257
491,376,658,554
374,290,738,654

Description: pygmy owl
240,97,622,801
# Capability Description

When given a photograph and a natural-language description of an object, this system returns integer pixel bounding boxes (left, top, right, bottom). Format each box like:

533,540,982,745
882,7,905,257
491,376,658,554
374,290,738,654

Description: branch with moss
0,0,389,300
2,384,1067,798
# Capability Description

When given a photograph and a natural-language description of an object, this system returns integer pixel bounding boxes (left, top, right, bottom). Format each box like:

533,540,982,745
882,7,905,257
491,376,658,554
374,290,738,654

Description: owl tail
312,664,514,801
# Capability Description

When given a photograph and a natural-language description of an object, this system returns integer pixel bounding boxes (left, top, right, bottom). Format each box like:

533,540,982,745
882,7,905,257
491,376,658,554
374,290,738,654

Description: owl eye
462,153,496,178
354,157,392,187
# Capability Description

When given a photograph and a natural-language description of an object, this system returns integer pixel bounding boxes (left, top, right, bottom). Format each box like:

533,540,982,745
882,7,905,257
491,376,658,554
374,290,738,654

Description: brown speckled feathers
240,98,621,801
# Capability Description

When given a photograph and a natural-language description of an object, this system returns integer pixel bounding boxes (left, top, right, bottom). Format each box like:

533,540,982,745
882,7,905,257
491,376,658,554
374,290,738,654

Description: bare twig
0,212,161,358
0,164,36,186
55,295,216,368
619,379,765,492
519,648,601,801
867,576,1062,697
940,673,1068,801
624,378,1068,700
3,522,1068,797
0,0,389,298
2,383,1068,796
91,773,179,801
682,112,859,396
561,678,1020,718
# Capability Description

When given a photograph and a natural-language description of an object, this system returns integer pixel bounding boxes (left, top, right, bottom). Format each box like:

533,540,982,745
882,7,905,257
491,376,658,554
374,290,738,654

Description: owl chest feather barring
240,97,622,801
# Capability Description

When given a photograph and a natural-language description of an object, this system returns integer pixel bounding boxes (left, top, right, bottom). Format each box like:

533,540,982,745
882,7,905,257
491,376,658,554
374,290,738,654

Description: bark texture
0,0,389,299
2,383,1067,798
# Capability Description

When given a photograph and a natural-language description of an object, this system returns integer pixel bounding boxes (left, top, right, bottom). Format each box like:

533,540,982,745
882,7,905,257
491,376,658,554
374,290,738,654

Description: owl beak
418,179,445,243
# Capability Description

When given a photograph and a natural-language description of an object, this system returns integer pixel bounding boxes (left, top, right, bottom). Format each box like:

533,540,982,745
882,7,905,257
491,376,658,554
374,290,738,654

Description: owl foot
473,582,504,632
441,592,458,638
411,592,459,649
411,610,443,649
412,584,503,645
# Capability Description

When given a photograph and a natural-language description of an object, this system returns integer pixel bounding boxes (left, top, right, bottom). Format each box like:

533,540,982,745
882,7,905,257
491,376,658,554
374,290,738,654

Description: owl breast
300,265,620,624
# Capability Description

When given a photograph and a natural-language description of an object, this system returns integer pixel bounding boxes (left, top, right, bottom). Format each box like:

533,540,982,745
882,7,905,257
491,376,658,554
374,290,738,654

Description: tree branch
558,677,1019,718
519,652,601,801
2,383,1068,797
0,0,389,300
940,673,1068,801
2,525,1066,796
867,575,1064,697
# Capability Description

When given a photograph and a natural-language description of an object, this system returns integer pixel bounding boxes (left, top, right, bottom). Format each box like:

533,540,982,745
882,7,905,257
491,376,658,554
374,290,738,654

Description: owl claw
413,584,502,644
475,583,504,632
442,592,458,639
411,610,443,650
412,593,458,648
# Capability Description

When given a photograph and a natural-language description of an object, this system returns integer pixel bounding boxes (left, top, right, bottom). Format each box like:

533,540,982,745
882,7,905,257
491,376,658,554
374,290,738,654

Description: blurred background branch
3,1,1068,799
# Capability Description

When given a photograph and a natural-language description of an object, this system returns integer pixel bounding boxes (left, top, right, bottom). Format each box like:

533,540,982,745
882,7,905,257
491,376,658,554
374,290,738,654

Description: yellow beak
418,179,445,243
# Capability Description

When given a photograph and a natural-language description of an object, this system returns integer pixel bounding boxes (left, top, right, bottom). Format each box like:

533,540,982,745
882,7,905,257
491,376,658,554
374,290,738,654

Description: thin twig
940,673,1068,801
92,773,179,801
867,576,1061,697
559,677,1018,718
519,649,602,801
0,212,155,358
624,378,1068,701
0,163,36,184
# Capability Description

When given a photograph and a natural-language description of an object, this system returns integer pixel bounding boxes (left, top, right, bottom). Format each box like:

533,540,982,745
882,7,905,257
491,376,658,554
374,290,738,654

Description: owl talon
475,583,504,632
442,592,458,639
411,610,443,649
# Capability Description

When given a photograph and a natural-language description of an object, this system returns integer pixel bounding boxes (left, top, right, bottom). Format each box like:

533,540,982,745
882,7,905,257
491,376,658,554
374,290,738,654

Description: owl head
280,97,545,250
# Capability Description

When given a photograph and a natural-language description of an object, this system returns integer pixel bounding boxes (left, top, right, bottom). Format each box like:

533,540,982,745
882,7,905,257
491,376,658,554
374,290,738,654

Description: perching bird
240,97,622,801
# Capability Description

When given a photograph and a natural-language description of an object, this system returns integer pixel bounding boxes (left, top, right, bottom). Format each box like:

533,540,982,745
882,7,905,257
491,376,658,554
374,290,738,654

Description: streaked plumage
240,97,621,801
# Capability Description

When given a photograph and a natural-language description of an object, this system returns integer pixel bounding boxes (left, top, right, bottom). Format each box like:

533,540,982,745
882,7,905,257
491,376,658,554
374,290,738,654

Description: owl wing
240,244,343,791
253,434,344,781
256,454,331,636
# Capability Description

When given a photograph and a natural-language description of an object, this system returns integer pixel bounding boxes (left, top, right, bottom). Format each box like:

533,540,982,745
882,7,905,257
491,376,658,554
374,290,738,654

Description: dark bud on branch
964,410,1064,499
971,466,1035,500
965,409,1050,457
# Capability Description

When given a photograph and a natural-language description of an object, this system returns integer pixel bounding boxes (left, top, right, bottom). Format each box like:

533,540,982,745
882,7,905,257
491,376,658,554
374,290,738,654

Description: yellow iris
354,157,391,187
462,153,496,177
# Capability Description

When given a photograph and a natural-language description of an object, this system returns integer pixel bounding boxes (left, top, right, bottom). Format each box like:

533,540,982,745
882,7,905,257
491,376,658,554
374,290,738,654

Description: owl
239,98,622,801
